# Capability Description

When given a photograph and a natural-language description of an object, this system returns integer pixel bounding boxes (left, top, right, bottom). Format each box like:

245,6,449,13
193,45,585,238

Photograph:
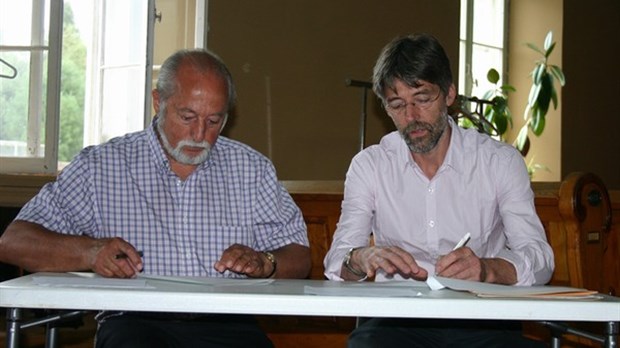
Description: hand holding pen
90,238,143,278
434,232,480,280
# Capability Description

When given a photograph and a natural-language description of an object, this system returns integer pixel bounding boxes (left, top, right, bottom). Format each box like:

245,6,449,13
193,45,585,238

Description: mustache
178,140,210,149
403,121,433,133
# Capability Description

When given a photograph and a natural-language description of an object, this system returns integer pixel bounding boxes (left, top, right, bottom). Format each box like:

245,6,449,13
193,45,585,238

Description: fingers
90,238,143,278
214,244,269,278
435,247,482,281
358,246,428,280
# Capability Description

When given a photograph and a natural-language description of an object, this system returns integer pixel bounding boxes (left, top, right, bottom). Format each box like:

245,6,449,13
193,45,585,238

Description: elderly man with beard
0,49,310,348
323,34,554,348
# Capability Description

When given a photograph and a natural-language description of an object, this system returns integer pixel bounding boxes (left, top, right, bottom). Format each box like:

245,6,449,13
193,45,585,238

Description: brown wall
204,1,619,189
562,0,620,189
206,0,460,180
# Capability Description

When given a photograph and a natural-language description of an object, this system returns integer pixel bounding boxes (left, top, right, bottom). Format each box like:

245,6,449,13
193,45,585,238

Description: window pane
59,1,89,164
103,0,148,66
0,0,49,159
100,67,146,141
458,41,467,95
472,0,504,48
0,0,48,47
470,44,503,97
460,0,469,41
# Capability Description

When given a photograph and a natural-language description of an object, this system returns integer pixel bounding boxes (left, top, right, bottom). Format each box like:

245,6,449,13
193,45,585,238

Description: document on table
139,274,274,287
426,276,600,299
31,272,273,289
304,281,426,297
32,273,152,289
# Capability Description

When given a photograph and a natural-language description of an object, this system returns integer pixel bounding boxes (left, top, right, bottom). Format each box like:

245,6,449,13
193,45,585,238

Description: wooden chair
536,172,617,347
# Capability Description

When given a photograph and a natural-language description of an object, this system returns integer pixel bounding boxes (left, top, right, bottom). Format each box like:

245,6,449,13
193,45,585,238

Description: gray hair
372,33,453,104
156,49,237,112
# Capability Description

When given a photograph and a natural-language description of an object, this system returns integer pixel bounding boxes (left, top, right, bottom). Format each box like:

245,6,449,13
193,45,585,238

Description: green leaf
500,85,516,93
492,96,507,111
550,65,566,86
487,68,500,84
515,125,529,150
526,42,545,56
543,31,553,51
528,83,541,108
482,90,494,100
494,112,508,135
551,87,558,109
530,109,546,136
536,73,553,115
533,64,545,84
545,42,556,59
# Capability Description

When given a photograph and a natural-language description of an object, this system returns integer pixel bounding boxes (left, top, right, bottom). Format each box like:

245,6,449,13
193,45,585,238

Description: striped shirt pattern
17,123,308,278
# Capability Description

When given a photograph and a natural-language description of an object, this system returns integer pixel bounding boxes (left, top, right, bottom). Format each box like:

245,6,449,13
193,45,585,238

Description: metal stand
5,308,88,348
542,321,618,348
346,79,372,151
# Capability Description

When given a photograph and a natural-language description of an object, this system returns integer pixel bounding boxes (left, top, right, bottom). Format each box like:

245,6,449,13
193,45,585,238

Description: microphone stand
345,79,372,151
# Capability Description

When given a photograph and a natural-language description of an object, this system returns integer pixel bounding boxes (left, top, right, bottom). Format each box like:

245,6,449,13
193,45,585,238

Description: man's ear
152,89,160,113
445,84,457,107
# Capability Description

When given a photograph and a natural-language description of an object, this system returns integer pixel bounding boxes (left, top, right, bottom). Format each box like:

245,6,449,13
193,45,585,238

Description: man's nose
191,121,206,142
404,103,422,121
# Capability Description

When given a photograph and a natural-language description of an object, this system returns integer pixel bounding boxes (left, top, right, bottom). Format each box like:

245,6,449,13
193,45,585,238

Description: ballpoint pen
452,233,471,251
114,251,144,259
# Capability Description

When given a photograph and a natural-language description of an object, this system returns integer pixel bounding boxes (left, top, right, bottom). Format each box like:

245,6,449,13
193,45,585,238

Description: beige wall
508,0,563,182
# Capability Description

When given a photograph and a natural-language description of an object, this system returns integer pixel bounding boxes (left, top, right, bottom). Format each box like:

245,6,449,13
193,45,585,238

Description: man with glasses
324,33,553,347
0,49,310,347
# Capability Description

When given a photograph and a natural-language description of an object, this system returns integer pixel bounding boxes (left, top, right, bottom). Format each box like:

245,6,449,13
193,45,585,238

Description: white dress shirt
324,118,554,285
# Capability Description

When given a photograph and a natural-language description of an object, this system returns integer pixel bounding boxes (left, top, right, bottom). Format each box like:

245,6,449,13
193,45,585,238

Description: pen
114,251,144,259
452,233,471,251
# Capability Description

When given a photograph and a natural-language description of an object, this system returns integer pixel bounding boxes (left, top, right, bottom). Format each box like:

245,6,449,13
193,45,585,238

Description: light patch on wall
265,75,273,159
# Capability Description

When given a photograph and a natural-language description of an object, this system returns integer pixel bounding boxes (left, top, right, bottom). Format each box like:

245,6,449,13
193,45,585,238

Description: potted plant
450,31,566,177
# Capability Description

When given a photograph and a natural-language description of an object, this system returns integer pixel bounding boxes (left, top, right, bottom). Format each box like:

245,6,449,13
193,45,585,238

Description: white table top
1,272,619,323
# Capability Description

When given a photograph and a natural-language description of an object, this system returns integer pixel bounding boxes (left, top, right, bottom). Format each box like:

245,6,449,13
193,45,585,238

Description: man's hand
435,247,517,285
214,244,274,278
89,237,143,278
343,246,428,281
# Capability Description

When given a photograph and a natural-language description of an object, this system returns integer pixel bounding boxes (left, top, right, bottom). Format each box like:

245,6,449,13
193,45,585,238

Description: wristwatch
262,251,277,278
343,247,367,279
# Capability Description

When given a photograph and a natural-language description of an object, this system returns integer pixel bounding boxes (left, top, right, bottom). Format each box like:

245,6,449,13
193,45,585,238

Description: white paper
426,276,599,299
304,284,423,297
139,274,274,286
32,275,151,289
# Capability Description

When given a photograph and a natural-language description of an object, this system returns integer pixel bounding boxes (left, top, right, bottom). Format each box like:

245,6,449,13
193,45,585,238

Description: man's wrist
343,247,367,280
262,251,277,278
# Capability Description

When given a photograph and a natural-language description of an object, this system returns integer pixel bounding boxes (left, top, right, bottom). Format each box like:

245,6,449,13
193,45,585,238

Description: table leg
6,307,21,348
604,321,618,348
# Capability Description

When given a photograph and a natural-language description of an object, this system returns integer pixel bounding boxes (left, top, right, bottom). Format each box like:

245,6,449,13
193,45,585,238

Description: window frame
0,0,63,174
0,0,156,174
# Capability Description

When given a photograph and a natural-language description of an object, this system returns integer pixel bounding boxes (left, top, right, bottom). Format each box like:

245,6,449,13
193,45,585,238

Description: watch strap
343,247,367,279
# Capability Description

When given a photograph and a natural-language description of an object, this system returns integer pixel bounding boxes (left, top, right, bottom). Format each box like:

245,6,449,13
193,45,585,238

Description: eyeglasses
384,89,441,117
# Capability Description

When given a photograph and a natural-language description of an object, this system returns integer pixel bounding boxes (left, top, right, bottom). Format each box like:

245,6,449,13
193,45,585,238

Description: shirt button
185,252,192,259
428,220,435,227
428,187,434,193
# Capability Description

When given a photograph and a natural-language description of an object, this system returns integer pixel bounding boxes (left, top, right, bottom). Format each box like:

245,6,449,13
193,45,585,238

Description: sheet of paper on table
426,276,600,299
31,272,273,289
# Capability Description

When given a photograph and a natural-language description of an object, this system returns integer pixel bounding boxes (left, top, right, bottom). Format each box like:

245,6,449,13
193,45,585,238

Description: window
459,0,508,99
0,0,155,174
